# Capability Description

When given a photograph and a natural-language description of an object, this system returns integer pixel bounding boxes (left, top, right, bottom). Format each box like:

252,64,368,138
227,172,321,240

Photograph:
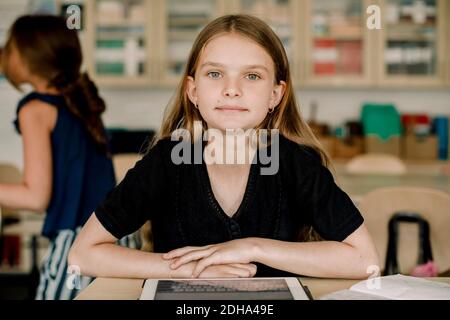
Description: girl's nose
222,79,242,98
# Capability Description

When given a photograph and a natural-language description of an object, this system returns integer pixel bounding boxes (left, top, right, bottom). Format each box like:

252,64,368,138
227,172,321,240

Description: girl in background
70,14,379,280
0,15,136,300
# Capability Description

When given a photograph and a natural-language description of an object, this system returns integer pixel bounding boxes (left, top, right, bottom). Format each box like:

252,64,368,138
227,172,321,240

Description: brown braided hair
49,72,109,153
2,15,109,153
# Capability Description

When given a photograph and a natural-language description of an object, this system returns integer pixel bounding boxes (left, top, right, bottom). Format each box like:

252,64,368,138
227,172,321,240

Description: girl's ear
270,80,286,110
186,76,198,106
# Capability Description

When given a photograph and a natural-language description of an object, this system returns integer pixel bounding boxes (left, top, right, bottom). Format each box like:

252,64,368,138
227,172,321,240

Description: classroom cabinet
227,0,301,81
301,0,374,87
75,0,450,88
83,0,155,86
158,0,225,85
377,0,447,87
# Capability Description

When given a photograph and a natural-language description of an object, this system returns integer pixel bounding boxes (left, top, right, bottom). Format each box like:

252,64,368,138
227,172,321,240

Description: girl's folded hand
198,263,257,278
163,238,259,277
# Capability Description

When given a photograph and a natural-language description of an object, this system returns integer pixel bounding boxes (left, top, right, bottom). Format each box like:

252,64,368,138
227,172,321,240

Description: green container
96,62,124,75
96,39,124,48
361,103,402,141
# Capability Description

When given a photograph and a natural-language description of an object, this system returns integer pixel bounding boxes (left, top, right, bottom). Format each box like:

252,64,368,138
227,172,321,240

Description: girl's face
3,42,30,86
186,33,286,132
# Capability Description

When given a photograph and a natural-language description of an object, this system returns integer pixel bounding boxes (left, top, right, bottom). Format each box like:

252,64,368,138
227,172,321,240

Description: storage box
334,136,364,159
317,136,336,158
403,135,438,160
365,135,401,157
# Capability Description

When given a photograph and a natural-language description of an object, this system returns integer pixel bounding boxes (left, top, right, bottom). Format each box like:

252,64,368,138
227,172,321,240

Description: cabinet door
443,0,449,86
230,0,300,81
85,0,155,87
378,0,446,87
158,0,226,85
303,0,373,87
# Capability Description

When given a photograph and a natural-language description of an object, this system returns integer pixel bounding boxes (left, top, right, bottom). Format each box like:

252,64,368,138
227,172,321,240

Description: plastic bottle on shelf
433,116,449,160
97,1,124,24
386,2,400,24
312,12,328,36
124,37,139,76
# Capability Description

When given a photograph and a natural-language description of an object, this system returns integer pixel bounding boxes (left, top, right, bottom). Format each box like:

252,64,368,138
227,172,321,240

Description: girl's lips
216,106,248,111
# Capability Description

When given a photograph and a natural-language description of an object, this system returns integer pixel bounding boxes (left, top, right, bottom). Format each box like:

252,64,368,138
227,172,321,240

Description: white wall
1,82,449,169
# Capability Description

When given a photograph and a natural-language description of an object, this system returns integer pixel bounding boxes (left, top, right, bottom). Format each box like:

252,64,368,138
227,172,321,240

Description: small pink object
411,260,439,277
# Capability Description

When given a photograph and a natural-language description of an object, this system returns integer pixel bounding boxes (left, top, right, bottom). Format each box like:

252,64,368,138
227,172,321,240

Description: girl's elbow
359,251,381,280
68,241,89,273
30,200,47,213
19,182,49,212
68,245,81,269
26,192,50,213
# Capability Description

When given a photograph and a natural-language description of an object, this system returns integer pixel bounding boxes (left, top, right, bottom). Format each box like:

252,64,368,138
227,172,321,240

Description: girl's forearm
69,243,194,279
0,183,48,212
249,238,378,279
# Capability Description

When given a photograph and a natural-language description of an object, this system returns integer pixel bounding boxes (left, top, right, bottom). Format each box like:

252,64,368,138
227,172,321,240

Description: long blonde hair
142,14,328,250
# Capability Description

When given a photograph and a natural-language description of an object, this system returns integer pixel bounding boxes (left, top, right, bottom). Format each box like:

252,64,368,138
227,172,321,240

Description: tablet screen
153,278,294,300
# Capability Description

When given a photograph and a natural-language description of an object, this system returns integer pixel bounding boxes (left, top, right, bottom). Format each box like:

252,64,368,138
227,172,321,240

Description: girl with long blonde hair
70,14,378,280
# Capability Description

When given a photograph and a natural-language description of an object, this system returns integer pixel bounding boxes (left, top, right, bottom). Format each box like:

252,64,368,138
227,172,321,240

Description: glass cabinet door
448,3,450,87
304,0,372,86
86,0,152,86
160,0,222,84
380,0,446,86
234,0,295,62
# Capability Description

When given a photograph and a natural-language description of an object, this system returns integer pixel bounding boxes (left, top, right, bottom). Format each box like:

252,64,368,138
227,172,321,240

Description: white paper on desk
322,274,450,300
320,289,390,300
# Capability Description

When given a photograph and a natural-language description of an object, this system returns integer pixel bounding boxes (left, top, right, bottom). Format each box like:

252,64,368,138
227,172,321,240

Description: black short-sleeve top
95,134,364,276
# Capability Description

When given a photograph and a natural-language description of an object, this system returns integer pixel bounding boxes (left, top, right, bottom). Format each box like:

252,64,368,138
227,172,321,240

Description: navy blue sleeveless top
14,92,116,239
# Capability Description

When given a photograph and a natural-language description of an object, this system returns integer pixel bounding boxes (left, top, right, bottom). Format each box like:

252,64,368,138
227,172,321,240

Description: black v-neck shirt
95,135,364,276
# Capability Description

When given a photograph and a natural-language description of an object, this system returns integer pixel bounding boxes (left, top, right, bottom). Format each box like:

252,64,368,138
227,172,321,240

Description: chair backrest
346,153,407,175
112,153,141,184
111,154,151,251
358,187,450,275
384,212,433,275
0,163,22,183
0,163,22,217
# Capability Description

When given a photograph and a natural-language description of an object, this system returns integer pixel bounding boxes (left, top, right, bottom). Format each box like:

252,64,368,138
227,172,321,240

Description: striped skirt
35,227,138,300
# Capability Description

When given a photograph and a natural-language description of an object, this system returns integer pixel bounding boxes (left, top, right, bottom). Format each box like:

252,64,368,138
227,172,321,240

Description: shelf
386,35,436,42
169,30,200,40
93,75,152,87
386,21,437,29
168,16,212,27
313,36,363,41
96,22,146,28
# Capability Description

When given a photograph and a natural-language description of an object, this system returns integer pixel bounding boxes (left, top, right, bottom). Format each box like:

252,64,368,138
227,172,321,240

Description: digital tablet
140,277,310,300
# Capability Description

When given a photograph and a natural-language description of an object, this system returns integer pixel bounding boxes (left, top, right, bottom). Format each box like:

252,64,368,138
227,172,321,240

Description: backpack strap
384,212,433,275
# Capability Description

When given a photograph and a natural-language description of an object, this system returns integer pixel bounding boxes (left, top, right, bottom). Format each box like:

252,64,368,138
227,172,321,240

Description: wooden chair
358,187,450,275
111,154,151,250
112,153,141,184
0,164,22,219
346,153,407,175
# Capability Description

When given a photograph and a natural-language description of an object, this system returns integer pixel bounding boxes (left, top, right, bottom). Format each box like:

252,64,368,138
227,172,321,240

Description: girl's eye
207,71,221,79
246,73,261,81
